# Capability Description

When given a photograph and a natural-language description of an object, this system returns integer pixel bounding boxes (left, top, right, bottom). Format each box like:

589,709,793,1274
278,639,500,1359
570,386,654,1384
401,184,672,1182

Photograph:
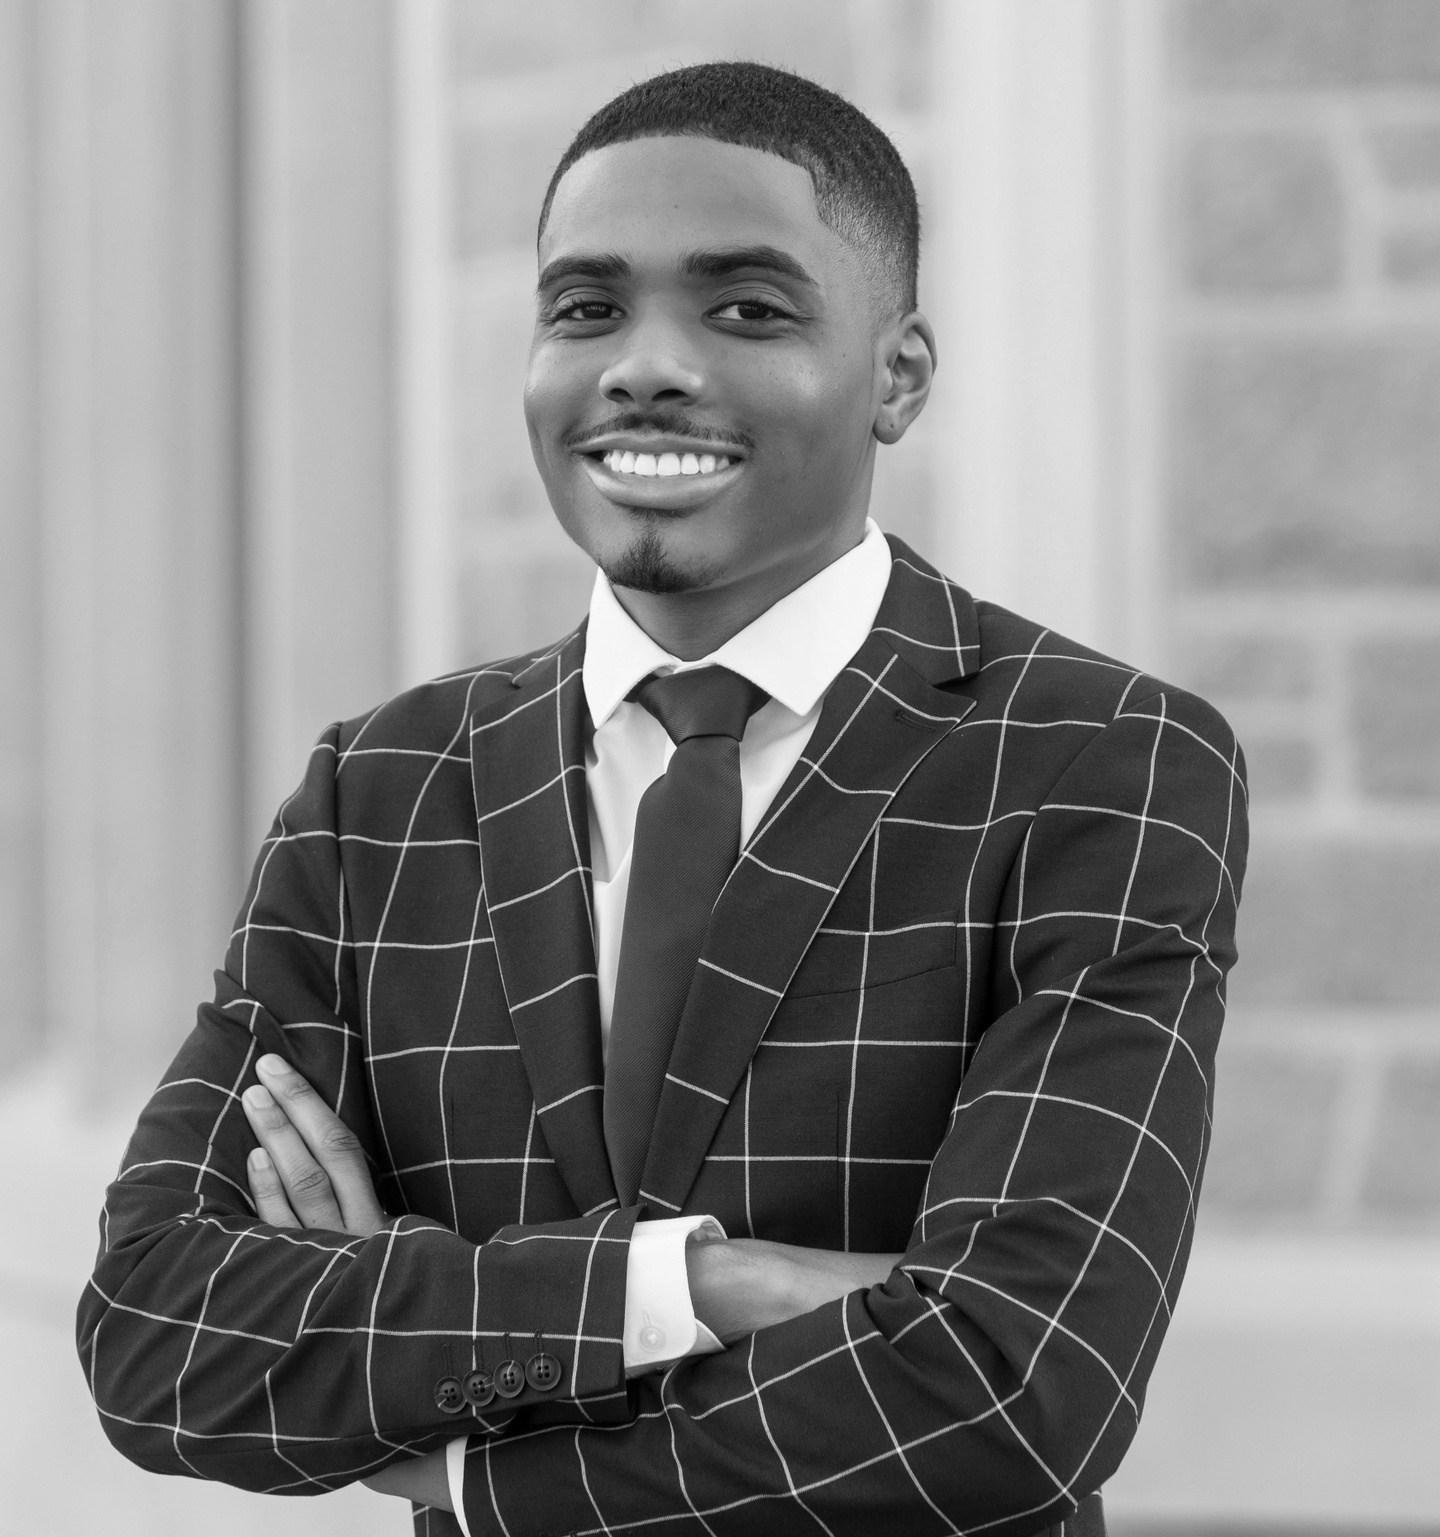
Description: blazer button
462,1368,496,1409
434,1376,465,1415
526,1352,563,1392
493,1357,525,1398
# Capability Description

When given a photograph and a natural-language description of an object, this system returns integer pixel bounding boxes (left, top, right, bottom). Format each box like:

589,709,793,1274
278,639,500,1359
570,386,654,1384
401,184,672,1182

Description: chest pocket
784,912,957,998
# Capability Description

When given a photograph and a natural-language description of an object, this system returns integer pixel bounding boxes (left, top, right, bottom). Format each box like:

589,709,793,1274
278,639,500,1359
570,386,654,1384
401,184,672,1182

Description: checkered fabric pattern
77,538,1247,1537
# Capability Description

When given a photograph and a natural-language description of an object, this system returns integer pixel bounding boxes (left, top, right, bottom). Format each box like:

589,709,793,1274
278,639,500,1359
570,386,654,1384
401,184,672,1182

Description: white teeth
598,448,736,477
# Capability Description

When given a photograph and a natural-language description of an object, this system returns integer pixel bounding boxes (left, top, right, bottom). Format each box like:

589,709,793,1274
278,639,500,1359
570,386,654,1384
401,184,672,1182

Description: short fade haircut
537,61,920,317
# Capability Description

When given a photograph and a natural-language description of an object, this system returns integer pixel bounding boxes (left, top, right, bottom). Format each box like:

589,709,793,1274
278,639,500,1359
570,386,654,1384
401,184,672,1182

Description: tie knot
632,666,769,745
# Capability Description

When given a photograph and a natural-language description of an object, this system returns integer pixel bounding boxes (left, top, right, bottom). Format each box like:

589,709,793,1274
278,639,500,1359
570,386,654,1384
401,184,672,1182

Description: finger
255,1054,387,1236
242,1082,347,1230
247,1146,301,1228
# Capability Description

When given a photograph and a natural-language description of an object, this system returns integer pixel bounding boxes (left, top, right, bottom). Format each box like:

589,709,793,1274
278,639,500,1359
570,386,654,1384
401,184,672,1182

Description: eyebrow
679,245,818,286
536,252,631,293
535,244,819,294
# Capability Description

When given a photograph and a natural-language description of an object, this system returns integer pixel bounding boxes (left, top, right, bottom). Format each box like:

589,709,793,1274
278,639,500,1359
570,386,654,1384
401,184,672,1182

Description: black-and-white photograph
1,2,1437,1534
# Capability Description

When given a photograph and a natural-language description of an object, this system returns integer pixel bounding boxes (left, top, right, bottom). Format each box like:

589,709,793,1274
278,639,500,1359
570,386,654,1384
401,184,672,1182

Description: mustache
563,410,755,453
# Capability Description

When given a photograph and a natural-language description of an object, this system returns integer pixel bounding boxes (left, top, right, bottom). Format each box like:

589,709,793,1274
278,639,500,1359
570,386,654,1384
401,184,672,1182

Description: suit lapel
470,626,618,1218
639,542,983,1214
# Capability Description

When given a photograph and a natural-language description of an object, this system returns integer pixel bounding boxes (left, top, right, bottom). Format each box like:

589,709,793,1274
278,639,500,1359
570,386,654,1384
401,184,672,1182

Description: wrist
684,1230,729,1339
686,1238,803,1344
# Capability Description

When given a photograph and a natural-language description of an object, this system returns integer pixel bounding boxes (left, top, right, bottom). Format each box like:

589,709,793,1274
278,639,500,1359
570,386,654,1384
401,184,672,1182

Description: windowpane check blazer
78,538,1248,1537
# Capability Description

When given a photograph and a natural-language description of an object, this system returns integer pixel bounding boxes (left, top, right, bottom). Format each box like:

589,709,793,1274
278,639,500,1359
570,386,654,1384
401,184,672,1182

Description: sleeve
456,684,1249,1537
75,723,637,1495
623,1216,727,1375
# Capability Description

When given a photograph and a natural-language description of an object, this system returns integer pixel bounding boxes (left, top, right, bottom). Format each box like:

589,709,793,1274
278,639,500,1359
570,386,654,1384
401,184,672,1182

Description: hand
242,1058,449,1505
242,1053,387,1238
686,1237,902,1345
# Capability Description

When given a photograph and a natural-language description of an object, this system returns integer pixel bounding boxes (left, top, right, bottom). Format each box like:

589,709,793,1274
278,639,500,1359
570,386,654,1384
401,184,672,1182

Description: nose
597,309,705,409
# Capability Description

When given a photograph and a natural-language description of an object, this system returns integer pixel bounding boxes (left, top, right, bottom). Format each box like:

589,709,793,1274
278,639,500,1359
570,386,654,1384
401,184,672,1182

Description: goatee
601,525,708,595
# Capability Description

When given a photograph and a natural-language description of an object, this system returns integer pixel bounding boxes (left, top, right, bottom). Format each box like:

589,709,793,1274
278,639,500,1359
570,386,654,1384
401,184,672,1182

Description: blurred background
2,0,1438,1532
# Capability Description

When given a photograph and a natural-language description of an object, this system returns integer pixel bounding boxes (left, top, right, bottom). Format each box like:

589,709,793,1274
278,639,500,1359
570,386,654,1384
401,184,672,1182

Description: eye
712,298,791,323
549,298,621,324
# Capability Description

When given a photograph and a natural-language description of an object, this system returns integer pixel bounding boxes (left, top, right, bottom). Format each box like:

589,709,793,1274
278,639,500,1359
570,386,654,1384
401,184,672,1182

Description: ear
872,312,937,445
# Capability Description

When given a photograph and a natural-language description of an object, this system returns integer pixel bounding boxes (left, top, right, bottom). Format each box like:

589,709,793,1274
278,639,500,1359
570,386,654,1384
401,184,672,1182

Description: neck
610,528,868,661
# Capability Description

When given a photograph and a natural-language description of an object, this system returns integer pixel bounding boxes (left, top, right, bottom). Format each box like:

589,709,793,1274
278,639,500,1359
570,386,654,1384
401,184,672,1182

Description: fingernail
257,1054,286,1076
243,1084,273,1110
248,1146,271,1170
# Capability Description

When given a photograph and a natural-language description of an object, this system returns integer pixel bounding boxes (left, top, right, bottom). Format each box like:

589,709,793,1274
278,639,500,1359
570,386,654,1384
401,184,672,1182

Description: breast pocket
784,912,957,997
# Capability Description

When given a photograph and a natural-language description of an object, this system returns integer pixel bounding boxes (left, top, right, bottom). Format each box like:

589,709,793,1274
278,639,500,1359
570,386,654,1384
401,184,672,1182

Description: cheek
749,354,872,471
523,347,589,467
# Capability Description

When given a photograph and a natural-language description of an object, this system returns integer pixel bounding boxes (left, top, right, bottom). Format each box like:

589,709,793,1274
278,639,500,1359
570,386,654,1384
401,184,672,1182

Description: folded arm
75,724,637,1493
236,1060,901,1513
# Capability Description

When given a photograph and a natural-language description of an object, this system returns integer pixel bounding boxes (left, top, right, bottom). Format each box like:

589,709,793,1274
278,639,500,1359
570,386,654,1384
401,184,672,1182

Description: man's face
525,135,907,598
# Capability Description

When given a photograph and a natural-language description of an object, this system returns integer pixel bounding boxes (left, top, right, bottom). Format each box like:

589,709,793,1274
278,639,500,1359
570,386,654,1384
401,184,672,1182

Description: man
79,62,1246,1537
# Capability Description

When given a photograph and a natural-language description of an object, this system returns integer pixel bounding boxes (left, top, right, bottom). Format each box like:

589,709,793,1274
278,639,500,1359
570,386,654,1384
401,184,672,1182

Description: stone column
241,0,400,845
3,0,406,1096
29,0,244,1097
0,0,42,1071
926,0,1166,669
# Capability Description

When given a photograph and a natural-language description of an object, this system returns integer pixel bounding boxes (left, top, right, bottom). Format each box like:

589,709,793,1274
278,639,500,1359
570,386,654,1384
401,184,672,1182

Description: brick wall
1169,0,1440,1229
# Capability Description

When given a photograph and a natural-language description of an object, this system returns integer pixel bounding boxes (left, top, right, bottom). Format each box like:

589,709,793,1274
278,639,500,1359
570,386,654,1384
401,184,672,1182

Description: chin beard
600,525,708,595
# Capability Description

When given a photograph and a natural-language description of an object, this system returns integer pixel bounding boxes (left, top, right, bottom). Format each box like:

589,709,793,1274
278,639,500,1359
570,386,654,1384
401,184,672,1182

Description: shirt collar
583,520,893,728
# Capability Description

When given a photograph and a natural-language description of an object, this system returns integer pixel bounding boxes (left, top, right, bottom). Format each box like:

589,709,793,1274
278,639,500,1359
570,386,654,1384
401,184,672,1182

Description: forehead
540,136,838,273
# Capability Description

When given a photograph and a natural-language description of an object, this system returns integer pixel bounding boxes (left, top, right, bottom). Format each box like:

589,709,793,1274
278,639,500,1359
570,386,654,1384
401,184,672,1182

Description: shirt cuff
623,1214,727,1375
447,1436,471,1536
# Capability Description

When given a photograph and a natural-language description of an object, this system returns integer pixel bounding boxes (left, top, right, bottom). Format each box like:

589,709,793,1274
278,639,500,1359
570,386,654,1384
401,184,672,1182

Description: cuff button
493,1357,525,1398
462,1368,496,1409
526,1352,563,1392
638,1323,666,1352
434,1377,465,1415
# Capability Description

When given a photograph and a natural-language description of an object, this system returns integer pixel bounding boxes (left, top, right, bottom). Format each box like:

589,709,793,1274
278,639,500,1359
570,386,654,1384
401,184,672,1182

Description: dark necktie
603,666,769,1207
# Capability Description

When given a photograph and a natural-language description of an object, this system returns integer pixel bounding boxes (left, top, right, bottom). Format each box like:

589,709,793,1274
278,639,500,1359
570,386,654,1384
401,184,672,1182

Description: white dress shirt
446,523,893,1527
587,520,894,1042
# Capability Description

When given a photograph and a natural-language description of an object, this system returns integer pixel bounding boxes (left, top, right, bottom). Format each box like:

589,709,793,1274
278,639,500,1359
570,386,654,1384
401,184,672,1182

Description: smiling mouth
594,449,734,478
